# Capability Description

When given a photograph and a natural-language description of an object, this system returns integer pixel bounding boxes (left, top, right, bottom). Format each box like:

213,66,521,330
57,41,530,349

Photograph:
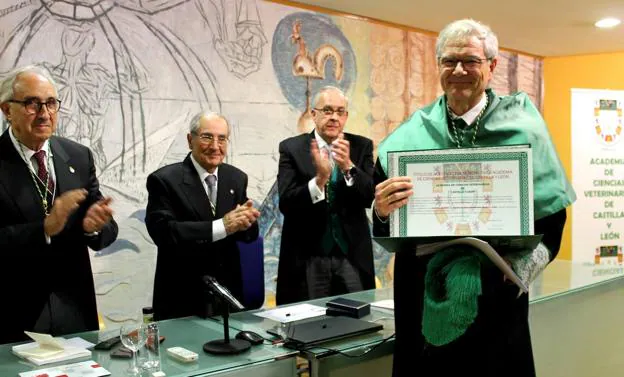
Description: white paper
12,334,92,366
22,332,94,350
24,331,64,350
416,237,529,293
18,360,110,377
253,303,326,323
64,337,96,349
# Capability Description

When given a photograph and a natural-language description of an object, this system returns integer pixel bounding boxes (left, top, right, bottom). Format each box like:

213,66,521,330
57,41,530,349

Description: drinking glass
119,323,148,376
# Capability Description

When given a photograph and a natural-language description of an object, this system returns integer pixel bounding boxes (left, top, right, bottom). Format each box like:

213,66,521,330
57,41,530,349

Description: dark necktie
205,174,217,215
321,164,348,255
454,117,469,129
33,150,55,194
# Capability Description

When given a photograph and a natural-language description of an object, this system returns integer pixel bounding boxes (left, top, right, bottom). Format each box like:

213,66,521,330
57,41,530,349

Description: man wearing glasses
372,19,575,377
276,86,375,305
0,65,118,344
145,111,259,320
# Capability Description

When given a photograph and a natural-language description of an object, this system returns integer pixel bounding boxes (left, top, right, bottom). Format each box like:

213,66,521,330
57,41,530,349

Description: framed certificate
387,145,534,237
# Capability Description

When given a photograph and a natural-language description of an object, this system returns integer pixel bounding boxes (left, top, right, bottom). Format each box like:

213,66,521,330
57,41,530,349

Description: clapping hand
223,199,260,235
83,197,114,234
330,133,352,172
310,139,332,188
44,189,87,237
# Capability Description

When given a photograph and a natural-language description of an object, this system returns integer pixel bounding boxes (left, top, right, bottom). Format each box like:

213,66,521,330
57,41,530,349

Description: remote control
94,336,121,350
166,346,198,363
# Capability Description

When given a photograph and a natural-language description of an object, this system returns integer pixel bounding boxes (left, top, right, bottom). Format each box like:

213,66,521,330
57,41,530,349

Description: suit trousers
33,292,90,335
305,249,364,299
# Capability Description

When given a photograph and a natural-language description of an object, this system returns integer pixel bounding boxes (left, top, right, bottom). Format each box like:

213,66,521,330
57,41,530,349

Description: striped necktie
205,174,217,215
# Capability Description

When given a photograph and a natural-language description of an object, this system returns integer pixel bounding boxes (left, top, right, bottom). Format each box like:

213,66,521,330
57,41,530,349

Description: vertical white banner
571,89,624,268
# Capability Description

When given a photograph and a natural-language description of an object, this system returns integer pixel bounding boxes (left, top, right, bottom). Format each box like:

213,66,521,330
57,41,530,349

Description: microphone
202,275,251,355
202,275,245,310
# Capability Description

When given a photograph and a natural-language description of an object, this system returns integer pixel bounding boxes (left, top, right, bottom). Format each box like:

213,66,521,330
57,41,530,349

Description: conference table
0,288,394,377
1,259,622,377
0,316,299,377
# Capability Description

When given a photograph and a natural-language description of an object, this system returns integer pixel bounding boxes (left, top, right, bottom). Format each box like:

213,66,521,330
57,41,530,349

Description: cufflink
69,166,75,173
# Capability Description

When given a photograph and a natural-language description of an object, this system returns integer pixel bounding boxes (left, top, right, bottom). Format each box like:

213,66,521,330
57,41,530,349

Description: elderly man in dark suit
276,86,376,305
0,65,118,344
145,111,260,321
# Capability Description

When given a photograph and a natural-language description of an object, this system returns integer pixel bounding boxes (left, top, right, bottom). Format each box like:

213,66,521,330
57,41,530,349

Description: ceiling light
595,18,621,29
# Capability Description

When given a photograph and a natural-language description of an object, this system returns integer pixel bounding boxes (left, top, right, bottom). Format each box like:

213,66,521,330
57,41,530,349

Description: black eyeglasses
193,132,228,146
313,107,348,117
439,57,490,70
8,98,61,115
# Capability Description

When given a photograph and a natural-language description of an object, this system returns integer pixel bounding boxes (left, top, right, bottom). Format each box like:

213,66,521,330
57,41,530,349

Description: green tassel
422,247,487,346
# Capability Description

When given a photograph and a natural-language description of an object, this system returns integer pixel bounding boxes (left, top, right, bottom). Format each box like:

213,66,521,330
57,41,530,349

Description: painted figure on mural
0,0,267,184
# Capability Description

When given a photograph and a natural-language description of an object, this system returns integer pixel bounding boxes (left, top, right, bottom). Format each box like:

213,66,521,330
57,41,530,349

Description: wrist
373,204,389,223
342,164,356,179
316,175,329,187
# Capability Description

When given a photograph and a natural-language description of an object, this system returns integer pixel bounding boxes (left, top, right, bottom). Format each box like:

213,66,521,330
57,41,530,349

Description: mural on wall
0,0,543,327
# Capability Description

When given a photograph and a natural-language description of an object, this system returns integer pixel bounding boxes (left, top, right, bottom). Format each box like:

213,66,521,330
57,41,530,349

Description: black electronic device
202,275,251,355
235,331,264,345
281,316,383,349
110,347,133,359
94,336,121,350
325,297,370,318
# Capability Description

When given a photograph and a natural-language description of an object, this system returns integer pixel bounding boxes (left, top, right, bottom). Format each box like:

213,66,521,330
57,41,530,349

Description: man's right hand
374,176,414,219
223,200,260,235
311,139,331,188
44,189,88,237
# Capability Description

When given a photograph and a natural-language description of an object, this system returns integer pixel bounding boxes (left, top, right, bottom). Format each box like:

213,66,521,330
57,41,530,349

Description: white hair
0,65,58,104
311,86,349,109
188,111,230,135
435,19,499,60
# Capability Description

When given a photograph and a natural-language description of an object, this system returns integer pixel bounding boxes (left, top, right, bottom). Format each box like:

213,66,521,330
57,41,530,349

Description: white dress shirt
190,155,227,242
448,92,488,125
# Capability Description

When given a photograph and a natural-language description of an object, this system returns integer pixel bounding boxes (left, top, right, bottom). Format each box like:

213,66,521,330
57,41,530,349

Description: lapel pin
229,189,234,194
69,166,75,173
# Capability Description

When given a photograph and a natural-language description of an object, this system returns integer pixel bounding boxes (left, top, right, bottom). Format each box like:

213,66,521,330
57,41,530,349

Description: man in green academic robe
372,19,575,377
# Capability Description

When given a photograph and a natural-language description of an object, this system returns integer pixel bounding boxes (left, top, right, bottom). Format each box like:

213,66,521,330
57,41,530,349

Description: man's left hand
223,200,260,235
83,197,114,234
331,133,353,172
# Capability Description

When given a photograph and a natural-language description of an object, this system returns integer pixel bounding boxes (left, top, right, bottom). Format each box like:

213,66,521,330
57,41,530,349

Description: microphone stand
203,292,251,355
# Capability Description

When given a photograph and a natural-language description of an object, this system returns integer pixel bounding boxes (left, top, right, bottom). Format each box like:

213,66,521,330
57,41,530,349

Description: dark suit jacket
276,131,375,305
0,130,118,345
145,155,258,321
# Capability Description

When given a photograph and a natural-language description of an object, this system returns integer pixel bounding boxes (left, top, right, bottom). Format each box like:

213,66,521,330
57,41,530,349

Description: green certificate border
397,151,530,237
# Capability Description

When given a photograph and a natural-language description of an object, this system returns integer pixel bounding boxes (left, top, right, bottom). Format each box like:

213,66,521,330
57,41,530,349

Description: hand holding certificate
375,145,538,292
